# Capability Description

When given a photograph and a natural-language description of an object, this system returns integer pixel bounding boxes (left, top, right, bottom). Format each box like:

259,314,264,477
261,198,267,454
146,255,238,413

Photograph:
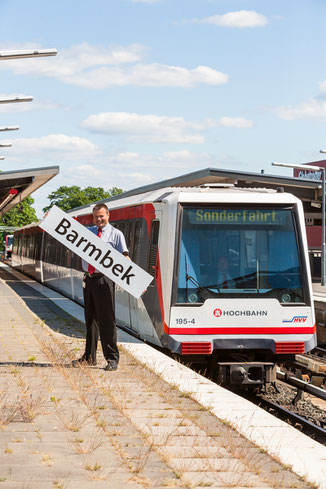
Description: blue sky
1,0,326,216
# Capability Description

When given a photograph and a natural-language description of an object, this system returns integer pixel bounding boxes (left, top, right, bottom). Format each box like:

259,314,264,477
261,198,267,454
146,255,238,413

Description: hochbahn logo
39,205,153,298
213,308,222,317
213,308,268,317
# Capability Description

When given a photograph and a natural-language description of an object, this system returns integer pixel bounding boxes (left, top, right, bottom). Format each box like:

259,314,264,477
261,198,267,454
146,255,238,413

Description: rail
277,369,326,400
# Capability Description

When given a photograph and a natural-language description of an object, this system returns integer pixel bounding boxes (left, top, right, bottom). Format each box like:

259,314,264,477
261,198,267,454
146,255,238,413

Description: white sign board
40,205,153,299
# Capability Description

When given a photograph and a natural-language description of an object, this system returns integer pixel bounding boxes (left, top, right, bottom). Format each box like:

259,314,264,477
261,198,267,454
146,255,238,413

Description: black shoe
104,362,118,371
71,357,97,367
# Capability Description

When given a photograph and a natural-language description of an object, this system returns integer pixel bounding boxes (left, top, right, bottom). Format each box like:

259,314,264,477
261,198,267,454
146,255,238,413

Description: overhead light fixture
0,49,57,60
0,96,33,104
272,161,321,171
0,156,4,160
0,143,12,147
311,201,322,208
0,126,19,132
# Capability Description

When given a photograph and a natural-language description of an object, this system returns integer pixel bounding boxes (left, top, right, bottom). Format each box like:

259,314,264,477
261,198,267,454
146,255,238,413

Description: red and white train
12,182,316,386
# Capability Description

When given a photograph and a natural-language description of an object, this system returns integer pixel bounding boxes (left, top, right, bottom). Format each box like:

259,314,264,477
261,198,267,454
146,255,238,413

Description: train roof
69,183,300,217
68,166,315,216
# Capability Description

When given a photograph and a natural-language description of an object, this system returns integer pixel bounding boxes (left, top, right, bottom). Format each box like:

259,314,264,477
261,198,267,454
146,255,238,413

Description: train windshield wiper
186,274,220,296
233,269,295,286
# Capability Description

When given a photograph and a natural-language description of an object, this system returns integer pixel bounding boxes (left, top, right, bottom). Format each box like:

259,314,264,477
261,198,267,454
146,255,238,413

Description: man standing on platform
73,203,129,371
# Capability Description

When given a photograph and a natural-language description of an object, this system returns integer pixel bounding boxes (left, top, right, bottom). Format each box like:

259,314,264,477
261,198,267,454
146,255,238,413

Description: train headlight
188,293,198,303
281,293,291,303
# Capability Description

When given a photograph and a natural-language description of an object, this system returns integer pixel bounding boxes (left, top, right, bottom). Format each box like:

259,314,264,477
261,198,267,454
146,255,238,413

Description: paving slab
1,263,324,489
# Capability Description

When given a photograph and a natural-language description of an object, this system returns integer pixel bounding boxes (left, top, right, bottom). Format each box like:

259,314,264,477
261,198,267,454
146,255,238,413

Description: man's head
92,203,110,228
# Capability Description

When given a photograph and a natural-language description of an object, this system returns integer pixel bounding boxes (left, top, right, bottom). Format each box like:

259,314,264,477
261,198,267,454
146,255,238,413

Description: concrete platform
312,282,326,302
1,262,326,489
312,282,326,344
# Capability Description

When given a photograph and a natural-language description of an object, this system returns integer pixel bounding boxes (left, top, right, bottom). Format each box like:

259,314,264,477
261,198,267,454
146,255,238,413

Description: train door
139,215,161,339
114,220,131,329
114,214,160,338
128,220,139,333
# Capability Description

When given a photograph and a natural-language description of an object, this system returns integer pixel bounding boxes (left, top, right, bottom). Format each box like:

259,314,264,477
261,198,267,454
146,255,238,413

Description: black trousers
82,274,119,364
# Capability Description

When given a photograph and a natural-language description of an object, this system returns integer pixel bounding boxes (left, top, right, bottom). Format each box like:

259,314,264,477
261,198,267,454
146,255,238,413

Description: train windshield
176,206,305,304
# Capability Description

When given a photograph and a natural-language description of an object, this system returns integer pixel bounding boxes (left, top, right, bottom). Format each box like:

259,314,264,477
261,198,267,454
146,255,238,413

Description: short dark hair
93,203,109,213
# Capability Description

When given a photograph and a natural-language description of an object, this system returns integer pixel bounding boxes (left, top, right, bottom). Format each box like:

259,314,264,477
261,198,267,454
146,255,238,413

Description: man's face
93,208,110,228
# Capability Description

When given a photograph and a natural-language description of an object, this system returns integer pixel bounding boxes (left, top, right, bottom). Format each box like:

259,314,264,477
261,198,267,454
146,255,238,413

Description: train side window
112,220,128,245
147,220,160,277
35,232,42,261
128,220,136,260
133,219,141,264
13,235,18,255
22,235,27,257
111,219,137,260
113,220,126,234
125,221,132,250
73,254,83,271
44,235,57,265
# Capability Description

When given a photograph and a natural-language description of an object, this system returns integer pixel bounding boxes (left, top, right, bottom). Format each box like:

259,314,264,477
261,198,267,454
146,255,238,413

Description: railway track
311,346,326,359
247,368,326,445
189,359,326,445
254,392,326,445
191,350,326,444
247,353,326,444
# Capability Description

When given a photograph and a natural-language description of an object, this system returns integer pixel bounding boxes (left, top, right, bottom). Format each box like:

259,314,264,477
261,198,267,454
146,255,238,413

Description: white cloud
187,10,268,28
4,134,101,161
0,42,228,89
318,80,326,93
273,82,326,120
65,165,154,188
217,116,254,128
62,63,227,89
82,112,206,143
67,164,101,177
105,149,214,168
121,172,154,183
82,112,253,143
276,99,326,120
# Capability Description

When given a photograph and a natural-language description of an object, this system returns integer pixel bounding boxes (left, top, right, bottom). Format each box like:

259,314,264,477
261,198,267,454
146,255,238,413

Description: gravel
259,382,326,429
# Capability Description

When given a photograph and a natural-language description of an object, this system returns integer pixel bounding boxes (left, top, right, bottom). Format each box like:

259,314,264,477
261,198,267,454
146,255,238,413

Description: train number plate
175,318,196,325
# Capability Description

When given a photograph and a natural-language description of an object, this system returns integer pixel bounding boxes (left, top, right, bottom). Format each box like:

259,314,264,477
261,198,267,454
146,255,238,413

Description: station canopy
99,167,323,207
0,166,59,217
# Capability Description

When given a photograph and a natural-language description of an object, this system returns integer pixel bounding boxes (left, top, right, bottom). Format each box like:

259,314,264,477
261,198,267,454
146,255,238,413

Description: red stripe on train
166,325,316,335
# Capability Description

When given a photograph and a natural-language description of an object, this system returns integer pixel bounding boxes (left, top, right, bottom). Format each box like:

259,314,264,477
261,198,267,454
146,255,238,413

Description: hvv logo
283,316,308,323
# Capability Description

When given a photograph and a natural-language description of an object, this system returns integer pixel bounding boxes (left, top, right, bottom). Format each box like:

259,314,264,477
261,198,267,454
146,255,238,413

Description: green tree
43,186,123,213
0,197,38,250
1,196,38,227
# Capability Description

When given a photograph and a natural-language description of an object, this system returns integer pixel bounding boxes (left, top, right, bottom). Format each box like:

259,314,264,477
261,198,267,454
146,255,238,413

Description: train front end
167,189,316,386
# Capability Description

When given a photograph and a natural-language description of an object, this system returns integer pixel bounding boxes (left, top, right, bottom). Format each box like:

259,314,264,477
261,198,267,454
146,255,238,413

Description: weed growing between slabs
3,305,318,489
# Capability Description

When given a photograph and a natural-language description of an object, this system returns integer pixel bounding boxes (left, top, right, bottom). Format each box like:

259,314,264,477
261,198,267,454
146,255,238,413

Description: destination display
40,206,153,298
188,209,287,225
